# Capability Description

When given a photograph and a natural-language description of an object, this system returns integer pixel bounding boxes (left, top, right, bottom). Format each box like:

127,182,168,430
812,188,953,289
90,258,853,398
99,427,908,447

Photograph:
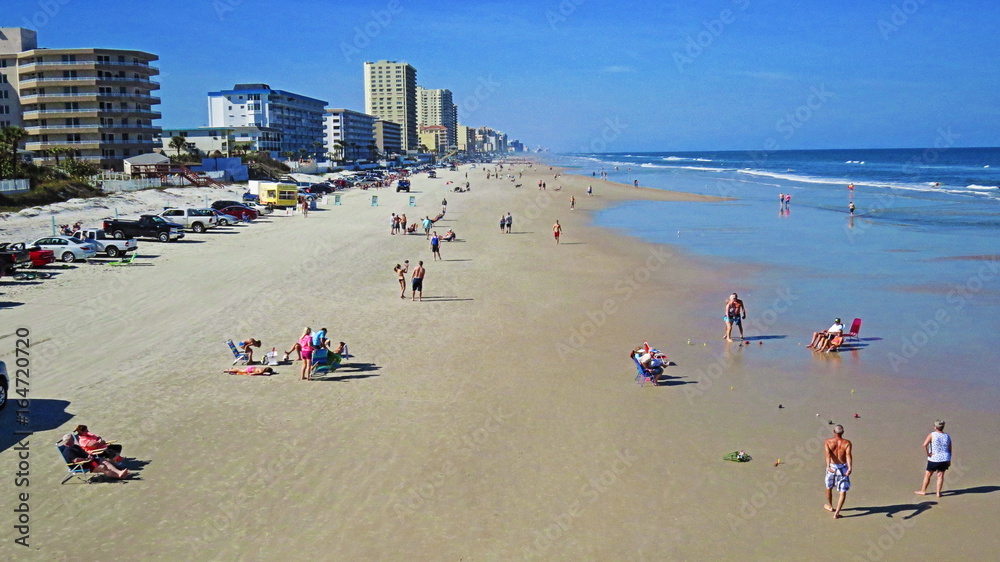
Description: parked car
0,242,33,273
0,242,56,268
103,215,185,243
71,229,137,258
211,200,244,210
0,360,7,411
217,205,258,222
396,179,411,193
242,191,260,203
158,208,217,233
427,170,437,179
213,210,239,226
30,236,97,262
297,188,316,202
242,201,273,215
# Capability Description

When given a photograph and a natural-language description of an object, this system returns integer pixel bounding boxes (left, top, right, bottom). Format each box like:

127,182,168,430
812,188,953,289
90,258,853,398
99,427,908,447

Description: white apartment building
207,83,326,157
363,60,417,151
1,27,161,169
417,86,457,149
323,108,376,161
160,125,281,156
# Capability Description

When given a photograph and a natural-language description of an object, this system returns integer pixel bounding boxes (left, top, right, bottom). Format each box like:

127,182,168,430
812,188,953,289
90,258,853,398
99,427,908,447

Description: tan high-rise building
364,60,417,151
417,86,456,149
0,27,161,169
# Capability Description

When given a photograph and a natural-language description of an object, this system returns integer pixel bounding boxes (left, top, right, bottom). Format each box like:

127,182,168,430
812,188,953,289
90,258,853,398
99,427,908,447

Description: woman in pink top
298,328,314,380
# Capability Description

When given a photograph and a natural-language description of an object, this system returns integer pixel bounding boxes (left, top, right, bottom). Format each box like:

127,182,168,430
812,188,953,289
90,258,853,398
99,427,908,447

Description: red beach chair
844,318,862,342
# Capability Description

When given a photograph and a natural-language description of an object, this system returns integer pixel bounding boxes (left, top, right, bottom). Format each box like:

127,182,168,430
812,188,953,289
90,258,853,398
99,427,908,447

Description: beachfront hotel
363,60,418,152
373,119,402,156
323,108,376,161
0,27,161,169
456,124,476,154
159,125,282,157
417,86,457,149
418,124,449,155
207,83,326,157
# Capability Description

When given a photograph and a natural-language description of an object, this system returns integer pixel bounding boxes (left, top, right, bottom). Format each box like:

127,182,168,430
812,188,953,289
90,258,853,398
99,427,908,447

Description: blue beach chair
225,339,249,365
57,445,97,484
632,356,662,387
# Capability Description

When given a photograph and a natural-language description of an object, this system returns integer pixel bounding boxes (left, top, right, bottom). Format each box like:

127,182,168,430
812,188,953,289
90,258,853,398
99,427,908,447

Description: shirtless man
808,318,845,350
824,425,853,519
411,261,425,302
723,293,746,341
553,220,562,244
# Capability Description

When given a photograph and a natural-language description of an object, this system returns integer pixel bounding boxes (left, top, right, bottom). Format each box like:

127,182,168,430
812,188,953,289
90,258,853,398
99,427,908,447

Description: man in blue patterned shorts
824,424,853,519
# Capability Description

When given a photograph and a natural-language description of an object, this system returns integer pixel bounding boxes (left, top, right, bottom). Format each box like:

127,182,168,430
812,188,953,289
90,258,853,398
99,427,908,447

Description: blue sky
7,0,998,151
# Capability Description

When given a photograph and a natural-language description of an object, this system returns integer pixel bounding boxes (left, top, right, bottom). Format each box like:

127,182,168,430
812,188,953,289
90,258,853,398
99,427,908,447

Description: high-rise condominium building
207,83,326,157
0,27,161,169
417,86,457,149
323,108,376,161
373,119,402,156
363,60,417,151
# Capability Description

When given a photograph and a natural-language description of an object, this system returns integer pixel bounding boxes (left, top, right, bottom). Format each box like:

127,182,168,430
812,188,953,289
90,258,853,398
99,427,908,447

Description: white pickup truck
158,208,217,233
71,229,138,258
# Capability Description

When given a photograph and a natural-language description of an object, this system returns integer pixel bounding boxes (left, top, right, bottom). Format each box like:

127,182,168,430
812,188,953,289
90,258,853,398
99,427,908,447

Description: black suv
396,179,411,192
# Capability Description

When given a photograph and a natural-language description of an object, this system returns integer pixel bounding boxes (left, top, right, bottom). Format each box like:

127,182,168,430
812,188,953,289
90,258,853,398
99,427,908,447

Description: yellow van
258,183,299,208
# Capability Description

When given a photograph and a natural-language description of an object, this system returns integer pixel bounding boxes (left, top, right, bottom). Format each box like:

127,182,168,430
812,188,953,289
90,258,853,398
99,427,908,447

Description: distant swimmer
849,202,856,215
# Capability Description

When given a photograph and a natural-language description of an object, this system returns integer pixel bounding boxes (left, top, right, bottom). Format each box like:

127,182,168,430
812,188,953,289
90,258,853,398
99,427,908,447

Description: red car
0,242,56,268
218,205,259,222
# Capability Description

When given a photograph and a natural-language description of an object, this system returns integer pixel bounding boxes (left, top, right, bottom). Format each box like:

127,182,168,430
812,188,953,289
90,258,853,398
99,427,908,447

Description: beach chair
225,339,249,365
308,345,350,379
108,253,137,266
632,356,661,387
57,445,97,484
844,318,862,342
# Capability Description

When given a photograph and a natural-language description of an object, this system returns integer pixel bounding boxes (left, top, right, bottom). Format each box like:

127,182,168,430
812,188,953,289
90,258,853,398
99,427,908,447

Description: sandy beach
1,164,998,560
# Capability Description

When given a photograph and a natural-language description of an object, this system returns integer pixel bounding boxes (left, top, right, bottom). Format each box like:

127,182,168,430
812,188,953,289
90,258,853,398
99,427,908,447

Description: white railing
19,60,154,68
24,124,160,131
19,76,156,84
98,177,162,192
0,178,30,194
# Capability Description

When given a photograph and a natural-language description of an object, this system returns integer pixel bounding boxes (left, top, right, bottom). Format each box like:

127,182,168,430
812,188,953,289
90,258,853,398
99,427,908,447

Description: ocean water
551,148,1000,397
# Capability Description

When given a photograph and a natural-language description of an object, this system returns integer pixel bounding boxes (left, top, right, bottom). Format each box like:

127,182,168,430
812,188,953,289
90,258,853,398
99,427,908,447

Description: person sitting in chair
74,425,123,464
630,346,662,370
58,434,130,479
807,318,846,351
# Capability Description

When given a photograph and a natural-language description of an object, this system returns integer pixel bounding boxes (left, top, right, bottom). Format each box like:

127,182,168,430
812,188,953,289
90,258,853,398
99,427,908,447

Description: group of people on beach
236,330,345,380
393,259,427,301
822,420,953,519
57,425,130,480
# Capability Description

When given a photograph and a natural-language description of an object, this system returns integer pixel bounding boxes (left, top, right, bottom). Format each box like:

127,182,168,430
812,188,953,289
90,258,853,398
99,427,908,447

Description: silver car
31,236,98,263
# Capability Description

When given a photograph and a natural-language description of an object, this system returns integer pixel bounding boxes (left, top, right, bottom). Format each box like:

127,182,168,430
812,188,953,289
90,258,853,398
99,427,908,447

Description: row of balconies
19,92,161,103
17,60,156,71
18,75,159,86
25,138,159,148
23,123,160,133
22,108,161,118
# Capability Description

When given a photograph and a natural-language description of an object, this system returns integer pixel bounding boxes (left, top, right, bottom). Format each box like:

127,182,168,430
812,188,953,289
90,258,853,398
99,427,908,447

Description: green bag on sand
723,451,752,462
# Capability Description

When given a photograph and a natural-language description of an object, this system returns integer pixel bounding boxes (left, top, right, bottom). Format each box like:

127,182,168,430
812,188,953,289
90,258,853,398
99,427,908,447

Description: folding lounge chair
57,445,97,484
633,356,660,387
108,253,137,266
225,339,249,365
844,318,862,342
308,344,350,379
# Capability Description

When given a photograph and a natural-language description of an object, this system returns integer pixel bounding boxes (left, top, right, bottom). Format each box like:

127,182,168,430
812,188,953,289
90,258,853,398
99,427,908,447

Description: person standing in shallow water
916,420,953,498
723,293,746,341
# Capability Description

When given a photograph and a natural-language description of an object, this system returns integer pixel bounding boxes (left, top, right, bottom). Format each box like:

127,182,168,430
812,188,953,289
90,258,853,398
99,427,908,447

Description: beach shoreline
1,162,997,560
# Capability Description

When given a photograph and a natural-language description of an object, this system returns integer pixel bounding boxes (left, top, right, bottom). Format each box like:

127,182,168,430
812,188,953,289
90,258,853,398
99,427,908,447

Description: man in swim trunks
723,293,746,342
411,260,425,302
808,318,845,351
824,424,853,519
553,220,561,244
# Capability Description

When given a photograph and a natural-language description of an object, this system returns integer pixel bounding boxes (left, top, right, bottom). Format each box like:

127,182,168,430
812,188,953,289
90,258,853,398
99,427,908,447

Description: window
0,59,7,68
0,75,7,84
62,54,77,63
97,55,110,64
0,105,9,115
0,90,7,99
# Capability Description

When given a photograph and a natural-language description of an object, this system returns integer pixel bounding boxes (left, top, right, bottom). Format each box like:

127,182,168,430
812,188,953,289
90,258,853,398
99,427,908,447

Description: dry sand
1,164,998,560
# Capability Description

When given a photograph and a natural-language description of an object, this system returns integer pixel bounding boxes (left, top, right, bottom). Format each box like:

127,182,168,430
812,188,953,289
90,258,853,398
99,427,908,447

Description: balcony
25,139,102,149
24,123,160,134
19,75,159,87
19,60,157,72
21,108,162,119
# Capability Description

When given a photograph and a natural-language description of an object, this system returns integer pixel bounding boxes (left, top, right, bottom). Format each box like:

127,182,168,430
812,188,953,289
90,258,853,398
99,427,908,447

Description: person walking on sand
390,213,397,235
634,179,639,188
824,425,853,519
411,261,425,301
423,216,433,239
394,261,409,298
553,220,562,244
431,231,441,261
587,185,593,196
724,293,746,341
400,213,407,233
500,214,506,233
570,196,575,210
505,212,512,233
916,420,953,497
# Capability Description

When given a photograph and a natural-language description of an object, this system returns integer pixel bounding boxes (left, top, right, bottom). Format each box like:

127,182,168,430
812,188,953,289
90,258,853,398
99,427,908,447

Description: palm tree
169,135,187,157
48,145,71,165
334,140,346,162
367,142,379,161
418,144,429,154
0,125,28,178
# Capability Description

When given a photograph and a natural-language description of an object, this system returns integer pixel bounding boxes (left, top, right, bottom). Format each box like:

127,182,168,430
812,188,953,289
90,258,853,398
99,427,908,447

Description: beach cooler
264,349,279,366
